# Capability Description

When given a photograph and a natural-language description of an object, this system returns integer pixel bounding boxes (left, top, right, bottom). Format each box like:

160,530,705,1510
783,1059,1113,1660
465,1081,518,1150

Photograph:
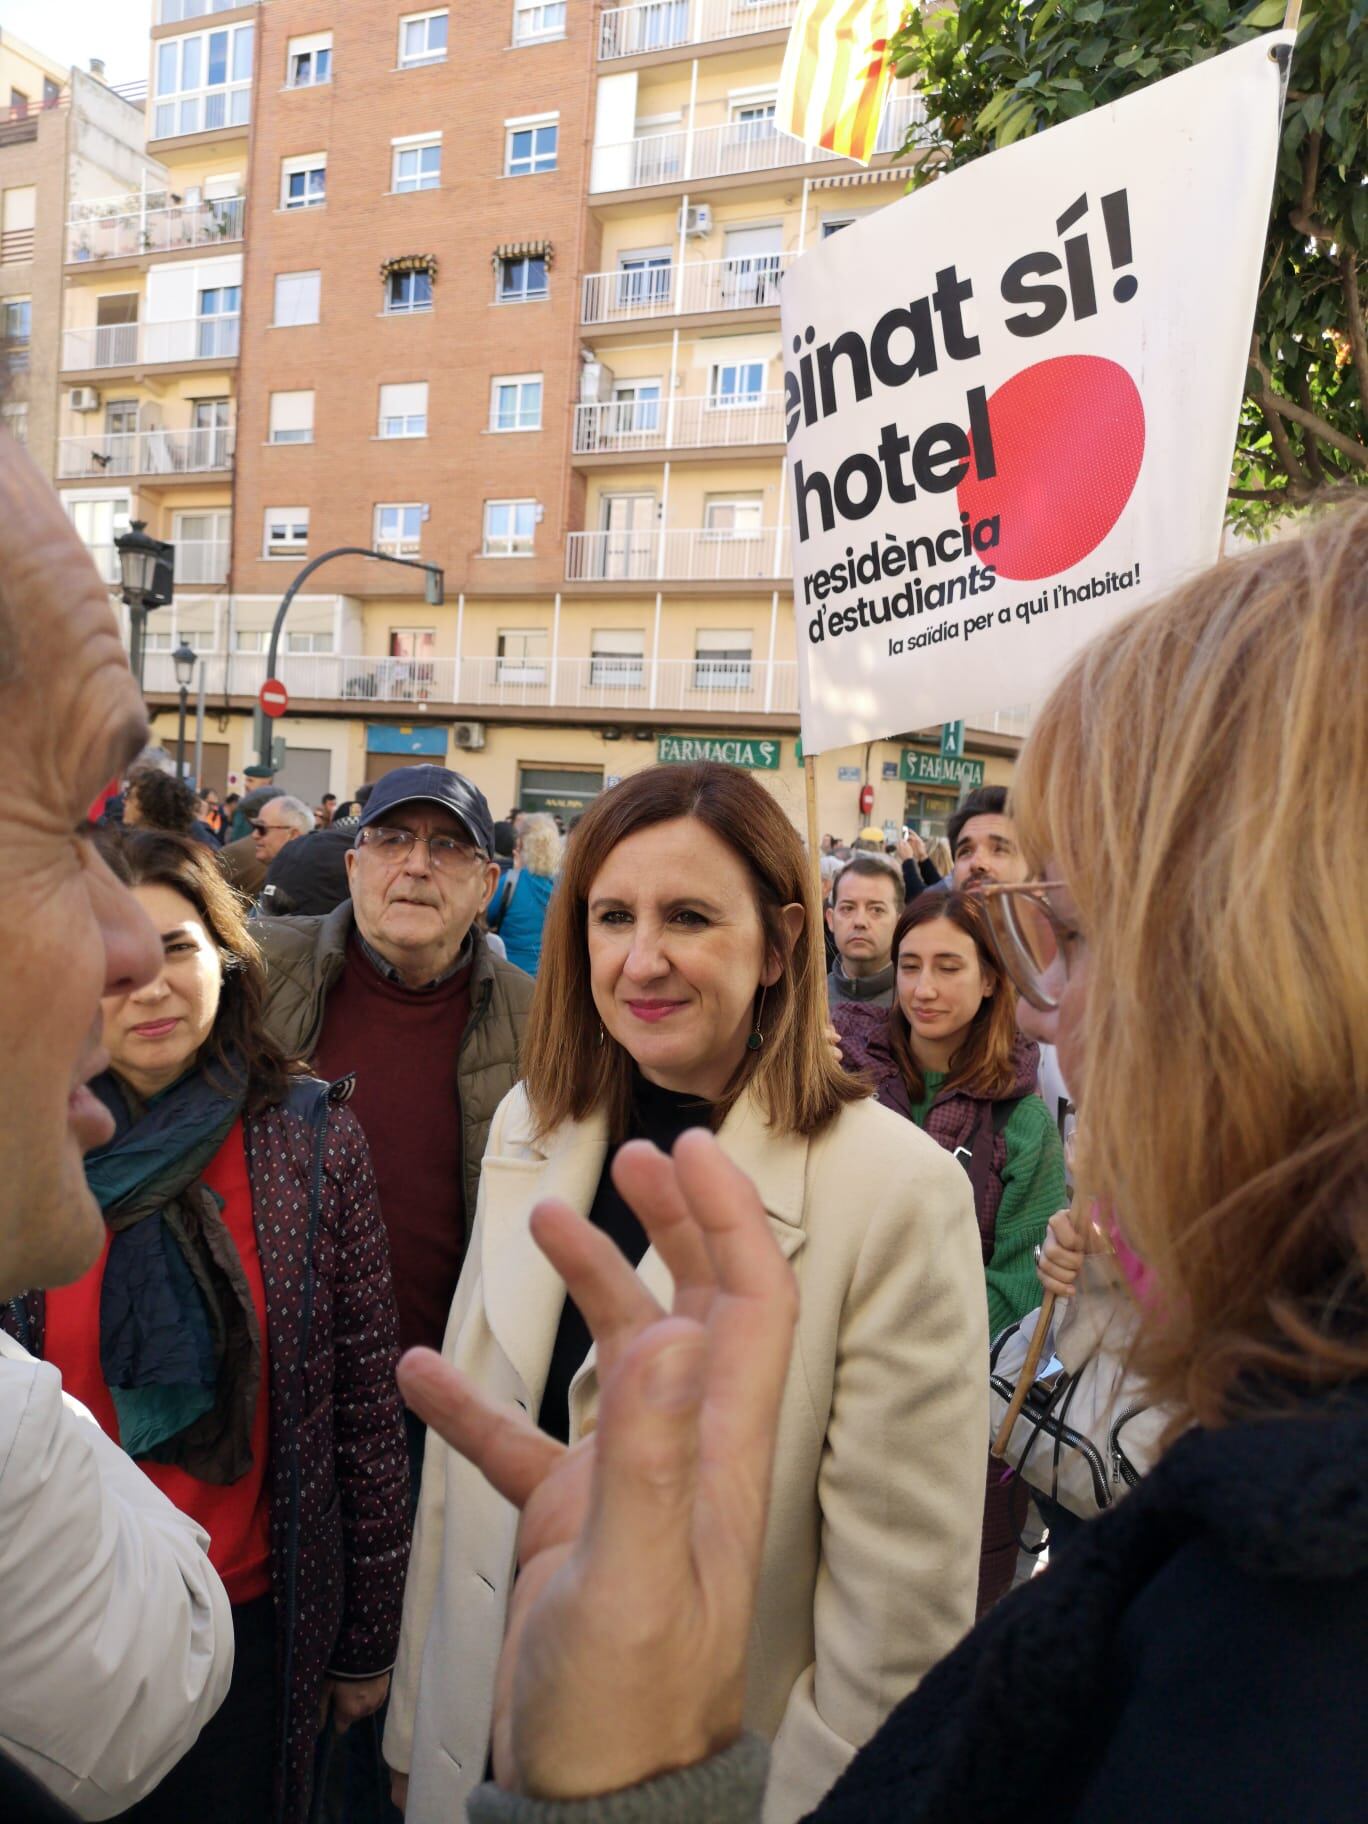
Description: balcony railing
58,426,235,479
139,648,800,715
61,315,241,371
581,249,792,325
67,195,245,264
573,391,785,454
566,526,789,582
592,92,928,191
599,0,798,60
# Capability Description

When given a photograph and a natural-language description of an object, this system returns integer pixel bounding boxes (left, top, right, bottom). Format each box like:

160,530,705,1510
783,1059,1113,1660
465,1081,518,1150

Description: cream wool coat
385,1082,989,1824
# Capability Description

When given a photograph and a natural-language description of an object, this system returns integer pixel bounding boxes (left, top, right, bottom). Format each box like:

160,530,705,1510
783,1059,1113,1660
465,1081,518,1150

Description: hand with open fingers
1036,1207,1087,1298
396,1129,798,1803
897,832,927,863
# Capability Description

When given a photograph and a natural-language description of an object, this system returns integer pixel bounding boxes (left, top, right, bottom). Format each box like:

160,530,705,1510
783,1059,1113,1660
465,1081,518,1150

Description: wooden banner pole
804,752,823,900
991,1291,1057,1460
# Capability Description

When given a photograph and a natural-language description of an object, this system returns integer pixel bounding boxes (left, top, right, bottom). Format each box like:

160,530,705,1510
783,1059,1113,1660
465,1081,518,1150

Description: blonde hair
1013,499,1368,1427
522,763,866,1143
516,812,562,878
929,837,953,878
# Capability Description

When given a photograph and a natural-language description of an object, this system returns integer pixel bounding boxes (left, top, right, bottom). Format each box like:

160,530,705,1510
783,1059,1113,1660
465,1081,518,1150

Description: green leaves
885,0,1366,533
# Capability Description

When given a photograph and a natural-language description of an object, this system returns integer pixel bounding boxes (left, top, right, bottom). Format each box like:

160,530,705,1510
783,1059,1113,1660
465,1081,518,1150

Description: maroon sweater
313,937,472,1353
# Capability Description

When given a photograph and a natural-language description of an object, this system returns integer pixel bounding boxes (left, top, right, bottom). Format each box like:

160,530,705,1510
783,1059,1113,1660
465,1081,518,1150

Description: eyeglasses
978,882,1083,1013
250,821,277,837
356,824,486,870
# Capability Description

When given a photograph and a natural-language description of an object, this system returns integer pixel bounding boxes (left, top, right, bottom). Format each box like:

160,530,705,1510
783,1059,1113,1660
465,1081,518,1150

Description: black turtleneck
537,1074,714,1444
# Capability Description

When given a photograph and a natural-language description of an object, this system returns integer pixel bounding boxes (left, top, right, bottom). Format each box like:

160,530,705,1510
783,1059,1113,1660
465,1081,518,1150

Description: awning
809,169,909,191
492,238,554,269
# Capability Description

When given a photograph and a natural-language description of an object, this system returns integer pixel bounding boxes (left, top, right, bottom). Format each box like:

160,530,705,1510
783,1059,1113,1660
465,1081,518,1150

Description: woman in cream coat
385,762,988,1824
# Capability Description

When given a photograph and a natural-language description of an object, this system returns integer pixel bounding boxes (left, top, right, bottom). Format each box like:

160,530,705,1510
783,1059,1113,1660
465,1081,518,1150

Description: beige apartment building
56,0,1021,829
1,34,152,481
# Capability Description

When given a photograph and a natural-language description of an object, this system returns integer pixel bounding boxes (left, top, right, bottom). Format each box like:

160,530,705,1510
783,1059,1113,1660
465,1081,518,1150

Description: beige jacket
385,1084,988,1824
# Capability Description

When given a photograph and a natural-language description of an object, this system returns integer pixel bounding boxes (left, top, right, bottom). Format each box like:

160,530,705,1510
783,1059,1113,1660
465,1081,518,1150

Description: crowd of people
0,418,1363,1824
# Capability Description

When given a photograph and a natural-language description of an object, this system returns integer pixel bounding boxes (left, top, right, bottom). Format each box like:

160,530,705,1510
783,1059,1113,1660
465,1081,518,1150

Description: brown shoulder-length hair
522,762,866,1142
888,889,1020,1103
1012,494,1368,1431
98,827,306,1111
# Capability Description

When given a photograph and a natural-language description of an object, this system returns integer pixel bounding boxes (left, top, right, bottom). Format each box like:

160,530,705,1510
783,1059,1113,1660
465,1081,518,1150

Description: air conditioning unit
452,720,486,751
678,202,712,238
69,387,100,412
579,358,616,405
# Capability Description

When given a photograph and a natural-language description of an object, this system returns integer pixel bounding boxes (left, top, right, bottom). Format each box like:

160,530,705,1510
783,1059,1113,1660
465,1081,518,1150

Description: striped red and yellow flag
777,0,902,167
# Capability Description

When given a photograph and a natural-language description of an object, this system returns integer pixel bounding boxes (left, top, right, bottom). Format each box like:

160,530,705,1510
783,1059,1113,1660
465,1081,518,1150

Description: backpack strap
956,1097,1021,1227
488,867,520,934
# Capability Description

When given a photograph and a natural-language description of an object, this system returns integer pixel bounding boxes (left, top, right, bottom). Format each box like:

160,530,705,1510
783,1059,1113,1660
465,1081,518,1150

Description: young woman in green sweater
831,888,1066,1612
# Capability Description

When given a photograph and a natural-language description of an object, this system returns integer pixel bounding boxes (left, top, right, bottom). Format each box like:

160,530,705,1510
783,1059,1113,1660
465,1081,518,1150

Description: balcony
67,195,246,265
592,93,927,192
573,391,784,455
581,250,792,326
61,315,241,372
85,539,230,587
58,426,235,480
565,525,789,582
140,649,800,716
599,0,798,60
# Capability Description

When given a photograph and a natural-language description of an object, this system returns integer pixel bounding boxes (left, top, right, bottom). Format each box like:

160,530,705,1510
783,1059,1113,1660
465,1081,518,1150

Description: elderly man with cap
255,766,533,1484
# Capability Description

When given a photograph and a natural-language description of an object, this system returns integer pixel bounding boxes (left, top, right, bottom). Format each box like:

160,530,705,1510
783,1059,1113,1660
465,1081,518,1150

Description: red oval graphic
958,354,1145,581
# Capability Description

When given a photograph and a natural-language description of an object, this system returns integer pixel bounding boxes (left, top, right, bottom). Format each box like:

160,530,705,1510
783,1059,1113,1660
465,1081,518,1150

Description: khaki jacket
256,902,534,1226
385,1083,989,1824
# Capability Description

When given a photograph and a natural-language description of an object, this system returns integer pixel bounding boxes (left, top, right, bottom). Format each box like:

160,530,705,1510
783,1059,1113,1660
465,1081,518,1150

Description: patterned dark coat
4,1080,411,1824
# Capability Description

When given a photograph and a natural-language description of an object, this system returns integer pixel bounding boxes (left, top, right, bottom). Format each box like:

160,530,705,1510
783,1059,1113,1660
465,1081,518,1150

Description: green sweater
908,1073,1067,1339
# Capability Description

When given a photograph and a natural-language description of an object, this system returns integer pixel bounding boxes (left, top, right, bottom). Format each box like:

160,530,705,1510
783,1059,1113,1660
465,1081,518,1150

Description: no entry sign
259,678,289,719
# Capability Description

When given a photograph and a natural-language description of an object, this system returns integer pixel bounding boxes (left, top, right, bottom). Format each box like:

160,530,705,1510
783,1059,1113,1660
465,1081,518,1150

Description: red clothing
44,1120,272,1604
311,935,471,1353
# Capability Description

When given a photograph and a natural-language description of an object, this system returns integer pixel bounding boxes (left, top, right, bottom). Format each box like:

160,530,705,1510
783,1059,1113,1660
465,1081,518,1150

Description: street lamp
172,641,196,782
114,520,174,690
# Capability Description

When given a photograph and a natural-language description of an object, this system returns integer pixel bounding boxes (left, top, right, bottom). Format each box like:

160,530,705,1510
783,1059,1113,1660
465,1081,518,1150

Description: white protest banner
783,33,1291,753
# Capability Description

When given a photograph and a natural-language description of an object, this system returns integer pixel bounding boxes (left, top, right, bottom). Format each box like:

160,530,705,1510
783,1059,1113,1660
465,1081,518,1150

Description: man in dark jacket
255,767,533,1458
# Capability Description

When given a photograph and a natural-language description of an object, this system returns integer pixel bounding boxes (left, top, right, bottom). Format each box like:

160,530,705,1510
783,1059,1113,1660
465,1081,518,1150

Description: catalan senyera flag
777,0,902,167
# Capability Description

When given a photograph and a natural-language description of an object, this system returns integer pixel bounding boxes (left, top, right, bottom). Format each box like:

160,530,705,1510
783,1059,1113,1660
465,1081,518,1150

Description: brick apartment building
50,1,1024,830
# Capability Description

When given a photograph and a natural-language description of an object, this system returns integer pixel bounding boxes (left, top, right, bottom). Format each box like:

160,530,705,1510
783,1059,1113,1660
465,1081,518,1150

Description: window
8,90,28,117
281,154,326,209
483,499,537,557
730,96,777,137
379,382,428,438
269,390,314,443
286,32,332,86
152,23,253,138
263,507,309,558
497,627,547,683
694,628,753,690
513,0,566,42
820,215,858,238
709,361,766,406
2,297,31,343
498,255,547,303
286,631,334,654
490,374,542,432
616,252,672,310
505,116,558,177
234,628,265,652
1,402,27,445
704,496,764,536
609,380,661,437
398,10,449,66
375,502,426,555
392,134,442,193
1,186,36,263
386,268,433,313
196,284,240,358
591,629,645,689
172,508,229,584
390,628,435,659
274,269,320,325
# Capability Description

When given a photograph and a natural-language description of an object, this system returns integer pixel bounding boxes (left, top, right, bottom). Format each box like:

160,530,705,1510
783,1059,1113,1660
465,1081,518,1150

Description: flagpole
805,753,823,900
1282,1,1302,28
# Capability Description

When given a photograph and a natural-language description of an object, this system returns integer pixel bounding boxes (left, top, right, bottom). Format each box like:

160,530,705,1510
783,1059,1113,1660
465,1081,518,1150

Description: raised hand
397,1128,797,1802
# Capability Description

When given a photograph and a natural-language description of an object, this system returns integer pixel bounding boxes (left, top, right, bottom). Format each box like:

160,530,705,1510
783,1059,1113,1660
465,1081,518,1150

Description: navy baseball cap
357,765,495,854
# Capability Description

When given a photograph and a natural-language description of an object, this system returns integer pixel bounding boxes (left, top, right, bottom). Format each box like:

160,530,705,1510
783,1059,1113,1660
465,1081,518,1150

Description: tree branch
1227,486,1292,502
1340,249,1368,417
1300,128,1321,222
1251,338,1368,473
1297,374,1327,484
1249,337,1312,493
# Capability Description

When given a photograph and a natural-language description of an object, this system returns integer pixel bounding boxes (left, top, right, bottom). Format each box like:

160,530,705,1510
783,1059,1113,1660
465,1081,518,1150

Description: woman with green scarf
3,830,411,1824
